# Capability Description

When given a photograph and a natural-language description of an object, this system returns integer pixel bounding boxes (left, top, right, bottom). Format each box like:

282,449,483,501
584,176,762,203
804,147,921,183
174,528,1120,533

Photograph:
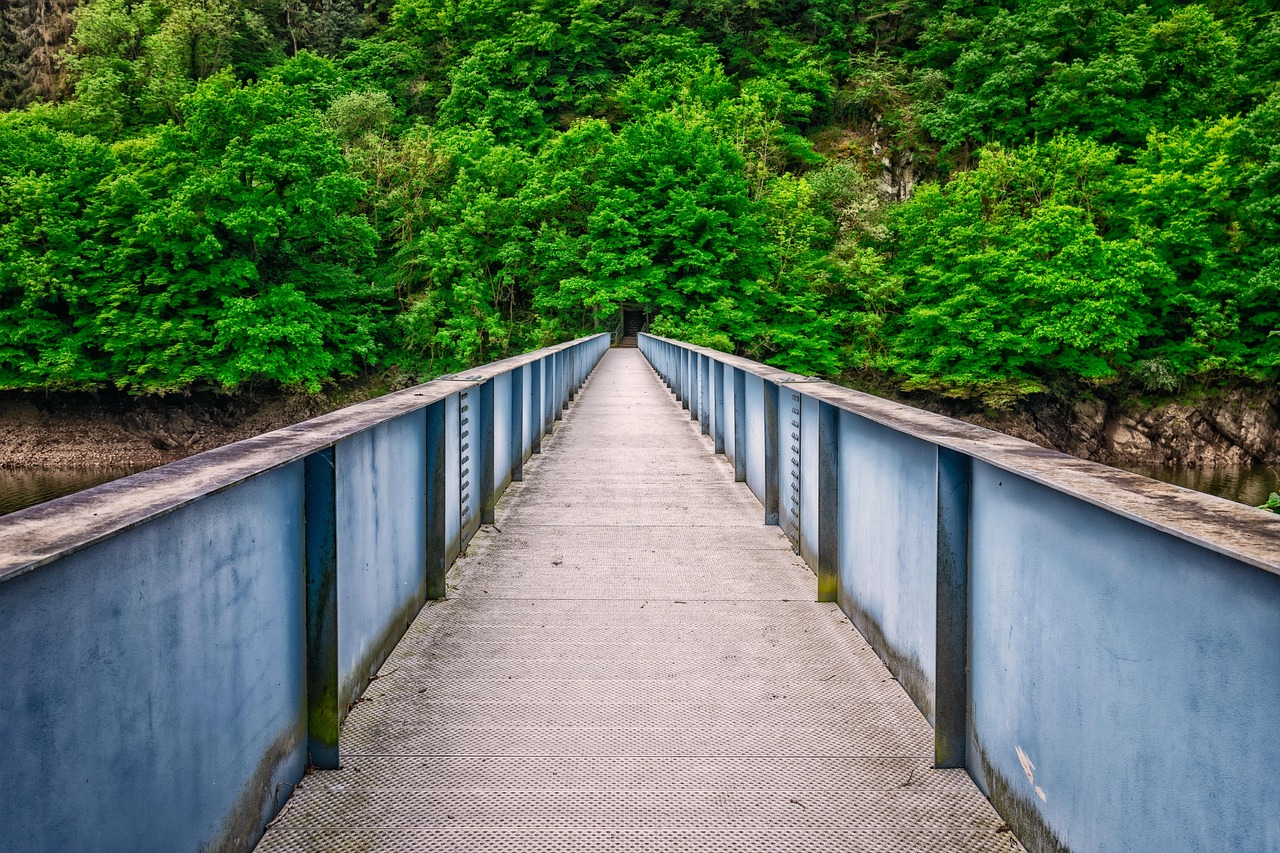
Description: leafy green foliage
886,137,1163,403
0,0,1276,400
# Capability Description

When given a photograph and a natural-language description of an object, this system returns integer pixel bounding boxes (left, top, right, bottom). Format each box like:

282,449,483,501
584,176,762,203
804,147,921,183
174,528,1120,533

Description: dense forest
0,0,1277,407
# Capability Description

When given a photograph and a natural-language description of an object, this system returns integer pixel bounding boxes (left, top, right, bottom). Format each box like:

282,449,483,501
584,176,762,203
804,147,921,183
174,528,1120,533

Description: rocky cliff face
956,389,1280,468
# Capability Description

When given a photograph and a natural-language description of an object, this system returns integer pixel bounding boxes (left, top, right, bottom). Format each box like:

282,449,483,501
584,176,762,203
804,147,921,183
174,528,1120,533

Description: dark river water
1121,464,1279,509
1,460,1277,518
0,466,152,517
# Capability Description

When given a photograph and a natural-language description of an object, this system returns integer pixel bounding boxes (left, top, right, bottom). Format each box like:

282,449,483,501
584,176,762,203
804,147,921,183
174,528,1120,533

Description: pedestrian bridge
1,335,1277,853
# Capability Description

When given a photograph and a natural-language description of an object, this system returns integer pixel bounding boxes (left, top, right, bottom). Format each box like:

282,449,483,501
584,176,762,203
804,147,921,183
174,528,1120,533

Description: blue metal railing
639,332,1280,853
0,333,610,853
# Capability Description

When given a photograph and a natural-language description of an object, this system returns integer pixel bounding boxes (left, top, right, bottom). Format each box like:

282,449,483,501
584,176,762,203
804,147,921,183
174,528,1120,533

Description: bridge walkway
256,349,1020,852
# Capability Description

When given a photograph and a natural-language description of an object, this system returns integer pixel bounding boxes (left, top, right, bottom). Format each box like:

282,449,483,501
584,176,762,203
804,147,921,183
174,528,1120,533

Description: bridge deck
257,349,1020,852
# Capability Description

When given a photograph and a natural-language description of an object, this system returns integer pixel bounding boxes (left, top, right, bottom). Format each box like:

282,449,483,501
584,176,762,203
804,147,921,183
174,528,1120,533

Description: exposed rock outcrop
955,388,1280,468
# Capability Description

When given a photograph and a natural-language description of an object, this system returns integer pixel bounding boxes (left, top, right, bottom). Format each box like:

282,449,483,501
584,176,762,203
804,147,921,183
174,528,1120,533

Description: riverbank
926,386,1280,469
0,376,406,470
0,373,1275,474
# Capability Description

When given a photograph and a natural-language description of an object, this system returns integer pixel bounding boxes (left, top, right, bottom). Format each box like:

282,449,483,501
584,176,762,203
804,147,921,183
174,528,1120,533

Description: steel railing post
713,360,725,454
531,359,543,454
732,368,746,482
935,447,972,769
763,380,780,526
817,401,840,603
478,378,495,525
510,365,524,482
700,355,710,434
303,448,340,770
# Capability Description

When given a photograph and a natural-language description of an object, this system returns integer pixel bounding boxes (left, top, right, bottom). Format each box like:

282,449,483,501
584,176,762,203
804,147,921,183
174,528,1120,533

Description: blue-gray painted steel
700,355,711,433
934,447,970,769
682,349,690,409
692,353,701,421
638,332,1280,853
0,335,609,853
304,449,340,770
335,412,427,712
531,359,543,454
0,465,307,853
968,462,1280,853
839,410,938,724
553,352,564,421
424,400,448,600
510,367,524,481
816,401,839,603
744,374,764,500
478,379,496,526
731,368,745,482
444,392,462,566
713,360,725,454
459,388,481,547
799,393,819,566
492,373,511,499
763,380,780,527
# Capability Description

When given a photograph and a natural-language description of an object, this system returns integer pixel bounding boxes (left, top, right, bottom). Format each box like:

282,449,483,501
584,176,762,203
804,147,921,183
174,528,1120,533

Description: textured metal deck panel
256,350,1023,853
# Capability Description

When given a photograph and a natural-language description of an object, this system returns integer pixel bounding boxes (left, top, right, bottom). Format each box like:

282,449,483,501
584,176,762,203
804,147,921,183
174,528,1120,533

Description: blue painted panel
745,374,764,503
800,393,819,569
336,411,427,707
445,392,460,565
837,410,937,722
493,372,511,498
723,365,736,464
0,465,306,853
968,462,1280,853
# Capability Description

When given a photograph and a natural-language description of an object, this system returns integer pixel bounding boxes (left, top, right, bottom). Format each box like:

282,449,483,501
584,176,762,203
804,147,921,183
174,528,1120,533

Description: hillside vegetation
1,0,1277,406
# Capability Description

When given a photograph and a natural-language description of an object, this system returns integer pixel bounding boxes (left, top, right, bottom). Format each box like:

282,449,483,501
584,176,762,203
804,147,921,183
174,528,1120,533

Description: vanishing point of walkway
257,349,1021,852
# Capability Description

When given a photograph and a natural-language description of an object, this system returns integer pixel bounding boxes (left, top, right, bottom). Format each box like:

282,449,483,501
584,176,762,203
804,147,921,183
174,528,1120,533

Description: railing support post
531,360,543,454
424,400,448,599
681,350,690,410
691,354,701,421
555,352,565,421
935,447,971,769
817,402,840,603
732,368,746,482
511,366,524,481
478,378,495,525
713,360,725,454
304,448,340,770
699,356,710,433
763,380,780,526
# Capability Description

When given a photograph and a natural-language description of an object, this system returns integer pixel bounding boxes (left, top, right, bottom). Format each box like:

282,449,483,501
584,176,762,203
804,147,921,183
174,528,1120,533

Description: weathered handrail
0,333,610,853
639,332,1280,853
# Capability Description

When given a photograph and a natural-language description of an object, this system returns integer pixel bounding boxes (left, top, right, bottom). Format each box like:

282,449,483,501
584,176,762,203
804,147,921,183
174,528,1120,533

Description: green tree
887,137,1165,404
81,71,381,391
0,118,113,387
566,111,770,348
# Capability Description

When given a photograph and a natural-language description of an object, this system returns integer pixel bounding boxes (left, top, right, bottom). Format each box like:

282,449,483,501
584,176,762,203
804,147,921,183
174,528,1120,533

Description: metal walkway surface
256,349,1021,853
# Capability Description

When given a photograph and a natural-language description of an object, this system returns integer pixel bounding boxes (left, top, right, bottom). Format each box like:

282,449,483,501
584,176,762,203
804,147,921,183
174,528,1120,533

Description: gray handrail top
642,333,1280,576
0,334,609,584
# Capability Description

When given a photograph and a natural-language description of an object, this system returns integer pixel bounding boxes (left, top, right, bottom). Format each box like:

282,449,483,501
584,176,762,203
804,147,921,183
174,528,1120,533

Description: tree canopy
0,0,1276,400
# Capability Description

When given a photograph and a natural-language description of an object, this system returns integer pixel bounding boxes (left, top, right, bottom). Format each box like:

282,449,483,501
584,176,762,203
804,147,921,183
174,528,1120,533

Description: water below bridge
254,349,1020,852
